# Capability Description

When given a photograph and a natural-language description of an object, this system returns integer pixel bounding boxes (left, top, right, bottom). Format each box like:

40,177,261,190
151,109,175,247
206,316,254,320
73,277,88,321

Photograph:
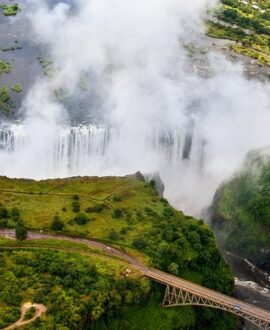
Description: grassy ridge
0,175,160,242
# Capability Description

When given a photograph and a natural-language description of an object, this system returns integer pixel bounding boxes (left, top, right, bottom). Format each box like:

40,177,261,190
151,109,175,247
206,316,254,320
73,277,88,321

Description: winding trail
3,302,46,330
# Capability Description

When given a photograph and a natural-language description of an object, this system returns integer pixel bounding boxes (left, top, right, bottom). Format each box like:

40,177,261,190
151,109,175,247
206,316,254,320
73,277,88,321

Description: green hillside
0,174,236,329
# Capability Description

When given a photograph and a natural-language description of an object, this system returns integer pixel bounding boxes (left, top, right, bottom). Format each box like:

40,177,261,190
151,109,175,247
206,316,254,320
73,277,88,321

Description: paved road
1,229,270,328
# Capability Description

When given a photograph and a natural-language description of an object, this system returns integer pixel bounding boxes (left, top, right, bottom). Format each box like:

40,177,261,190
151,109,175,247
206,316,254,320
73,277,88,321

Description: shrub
111,208,123,218
72,195,80,201
15,226,27,241
149,180,156,189
11,207,20,222
0,206,9,219
11,84,22,93
0,219,8,227
162,207,174,218
144,207,156,217
51,215,64,231
160,197,168,204
136,211,143,219
24,307,36,320
111,195,122,202
132,238,147,250
120,227,128,235
3,4,19,16
168,263,179,276
74,213,89,225
108,229,119,240
85,204,105,213
72,200,80,212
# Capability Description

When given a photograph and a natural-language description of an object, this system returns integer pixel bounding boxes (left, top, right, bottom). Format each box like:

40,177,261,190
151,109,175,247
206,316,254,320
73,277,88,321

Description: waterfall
0,124,27,152
0,123,204,178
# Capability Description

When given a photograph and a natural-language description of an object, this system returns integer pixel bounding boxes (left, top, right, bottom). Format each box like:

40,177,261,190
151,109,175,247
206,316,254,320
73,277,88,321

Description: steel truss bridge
145,268,270,330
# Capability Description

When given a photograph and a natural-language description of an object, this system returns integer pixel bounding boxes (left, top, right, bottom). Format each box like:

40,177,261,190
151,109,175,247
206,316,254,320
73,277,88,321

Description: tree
108,229,118,240
132,238,147,250
72,200,80,212
74,213,89,225
111,208,123,219
0,205,8,219
51,215,64,231
15,226,27,241
168,263,179,276
11,207,20,222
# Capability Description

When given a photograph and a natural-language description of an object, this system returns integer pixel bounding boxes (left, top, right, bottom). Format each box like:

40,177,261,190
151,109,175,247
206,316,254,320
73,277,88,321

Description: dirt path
2,302,47,330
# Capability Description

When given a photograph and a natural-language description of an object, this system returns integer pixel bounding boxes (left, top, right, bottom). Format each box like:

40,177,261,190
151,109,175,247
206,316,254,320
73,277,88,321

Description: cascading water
0,123,204,179
0,125,27,152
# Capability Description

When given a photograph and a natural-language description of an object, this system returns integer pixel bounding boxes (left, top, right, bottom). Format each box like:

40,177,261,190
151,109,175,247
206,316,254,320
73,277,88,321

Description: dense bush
10,208,20,222
85,204,105,213
74,213,89,225
51,215,64,231
71,200,80,212
111,208,123,218
0,205,8,219
15,226,27,241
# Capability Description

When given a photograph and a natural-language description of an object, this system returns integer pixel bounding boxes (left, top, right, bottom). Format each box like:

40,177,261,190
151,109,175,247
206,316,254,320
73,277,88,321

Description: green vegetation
0,60,11,75
15,226,27,241
0,248,149,329
11,83,22,93
0,61,13,114
0,4,20,16
24,307,36,321
0,175,236,329
50,215,65,231
211,151,270,263
37,56,54,77
0,85,11,114
208,0,270,65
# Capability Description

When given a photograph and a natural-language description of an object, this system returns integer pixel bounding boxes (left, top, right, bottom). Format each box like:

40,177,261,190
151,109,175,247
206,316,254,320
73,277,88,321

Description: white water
0,123,204,181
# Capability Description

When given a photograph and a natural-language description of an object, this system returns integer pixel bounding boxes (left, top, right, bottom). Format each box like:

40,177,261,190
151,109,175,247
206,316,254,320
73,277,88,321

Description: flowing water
0,123,204,178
